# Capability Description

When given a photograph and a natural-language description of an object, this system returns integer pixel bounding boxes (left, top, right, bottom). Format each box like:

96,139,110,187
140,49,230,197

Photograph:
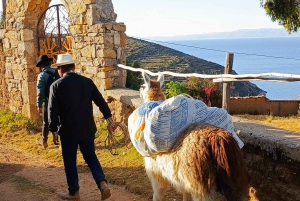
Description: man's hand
53,132,60,145
107,122,116,133
38,107,43,115
106,117,116,133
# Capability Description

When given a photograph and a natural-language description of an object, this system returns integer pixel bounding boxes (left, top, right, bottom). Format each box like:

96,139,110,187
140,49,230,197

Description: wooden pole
222,53,234,111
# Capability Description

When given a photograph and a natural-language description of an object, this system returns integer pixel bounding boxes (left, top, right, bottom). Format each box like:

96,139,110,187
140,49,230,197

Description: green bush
165,77,222,107
165,81,188,98
126,61,143,90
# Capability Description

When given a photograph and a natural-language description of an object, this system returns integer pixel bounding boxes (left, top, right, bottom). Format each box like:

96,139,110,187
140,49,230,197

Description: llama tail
207,128,249,201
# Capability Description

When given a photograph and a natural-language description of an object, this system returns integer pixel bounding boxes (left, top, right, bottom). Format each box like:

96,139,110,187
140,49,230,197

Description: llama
129,71,258,201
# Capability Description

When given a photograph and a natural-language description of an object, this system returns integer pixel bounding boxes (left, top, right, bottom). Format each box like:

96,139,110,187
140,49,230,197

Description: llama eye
140,85,145,89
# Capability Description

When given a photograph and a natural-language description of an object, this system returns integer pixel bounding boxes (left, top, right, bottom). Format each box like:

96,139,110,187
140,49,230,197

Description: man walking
36,55,60,148
48,54,115,200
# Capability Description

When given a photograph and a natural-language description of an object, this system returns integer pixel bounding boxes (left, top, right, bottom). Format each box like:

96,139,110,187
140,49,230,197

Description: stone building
0,0,126,120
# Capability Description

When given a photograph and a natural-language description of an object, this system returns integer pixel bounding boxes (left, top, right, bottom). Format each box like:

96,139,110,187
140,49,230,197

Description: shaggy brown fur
169,123,249,200
147,80,166,101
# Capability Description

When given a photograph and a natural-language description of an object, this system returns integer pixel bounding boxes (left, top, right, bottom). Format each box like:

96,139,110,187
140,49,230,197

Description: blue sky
6,0,285,37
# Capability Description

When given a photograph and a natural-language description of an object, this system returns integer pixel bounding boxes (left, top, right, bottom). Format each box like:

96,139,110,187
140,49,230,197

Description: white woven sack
128,101,163,157
203,107,244,148
144,95,208,153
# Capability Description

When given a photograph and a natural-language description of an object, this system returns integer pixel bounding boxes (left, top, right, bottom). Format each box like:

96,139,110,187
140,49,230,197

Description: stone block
101,78,113,90
92,59,101,67
96,43,114,49
19,42,35,56
120,32,126,47
117,47,126,63
113,77,119,87
27,3,37,12
13,70,24,80
74,4,87,14
101,66,115,72
27,81,36,102
10,88,22,102
21,29,34,42
81,45,94,58
97,71,107,79
83,37,91,42
86,66,98,74
92,33,113,44
99,58,116,67
80,61,93,67
74,36,84,43
75,42,83,49
0,29,6,39
88,24,105,33
23,56,36,65
113,23,126,32
105,24,113,30
97,49,116,59
114,33,120,45
3,38,10,49
10,38,18,48
70,25,84,35
88,33,98,37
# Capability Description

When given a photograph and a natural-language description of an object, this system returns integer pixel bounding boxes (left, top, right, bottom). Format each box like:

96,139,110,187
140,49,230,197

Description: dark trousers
60,137,107,194
42,105,49,142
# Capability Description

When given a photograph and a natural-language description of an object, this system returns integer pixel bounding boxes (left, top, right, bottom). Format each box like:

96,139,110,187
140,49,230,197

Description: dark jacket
48,72,112,140
36,66,57,108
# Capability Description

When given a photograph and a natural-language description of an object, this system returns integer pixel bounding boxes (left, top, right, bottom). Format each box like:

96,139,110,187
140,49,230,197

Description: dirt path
0,142,149,201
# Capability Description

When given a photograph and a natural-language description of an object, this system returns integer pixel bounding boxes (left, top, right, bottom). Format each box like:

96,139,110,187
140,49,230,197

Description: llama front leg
149,176,168,201
145,166,169,200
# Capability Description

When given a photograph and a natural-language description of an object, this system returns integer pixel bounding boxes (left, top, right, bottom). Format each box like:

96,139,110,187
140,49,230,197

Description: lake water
154,37,300,100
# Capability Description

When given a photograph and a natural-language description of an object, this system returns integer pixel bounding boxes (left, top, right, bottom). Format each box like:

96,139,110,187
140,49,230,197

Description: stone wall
71,22,126,92
0,0,126,120
235,117,300,201
0,30,7,110
105,88,300,201
230,96,300,116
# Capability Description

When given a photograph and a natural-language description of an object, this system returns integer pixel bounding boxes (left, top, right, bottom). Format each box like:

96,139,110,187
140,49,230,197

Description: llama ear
142,71,151,87
157,73,164,87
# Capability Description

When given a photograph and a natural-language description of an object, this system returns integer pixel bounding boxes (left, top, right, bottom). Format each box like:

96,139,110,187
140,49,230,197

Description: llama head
140,71,166,102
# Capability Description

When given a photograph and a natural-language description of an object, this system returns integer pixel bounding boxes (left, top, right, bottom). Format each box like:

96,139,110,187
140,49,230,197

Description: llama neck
147,89,166,101
144,80,166,102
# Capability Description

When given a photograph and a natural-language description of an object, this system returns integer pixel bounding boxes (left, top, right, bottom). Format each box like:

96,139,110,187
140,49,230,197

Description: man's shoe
99,181,111,200
57,191,80,200
43,141,48,149
36,137,48,149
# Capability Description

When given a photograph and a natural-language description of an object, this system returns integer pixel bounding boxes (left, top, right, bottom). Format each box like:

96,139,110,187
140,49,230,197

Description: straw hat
51,54,77,68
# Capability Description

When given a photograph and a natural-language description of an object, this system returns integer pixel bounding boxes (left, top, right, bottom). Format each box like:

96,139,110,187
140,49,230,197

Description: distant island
148,28,300,41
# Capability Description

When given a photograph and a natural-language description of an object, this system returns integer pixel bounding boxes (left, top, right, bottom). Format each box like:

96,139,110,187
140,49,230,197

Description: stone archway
0,0,126,120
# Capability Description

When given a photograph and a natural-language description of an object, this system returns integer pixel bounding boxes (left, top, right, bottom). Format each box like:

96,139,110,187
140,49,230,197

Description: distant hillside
126,37,265,97
148,28,300,41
